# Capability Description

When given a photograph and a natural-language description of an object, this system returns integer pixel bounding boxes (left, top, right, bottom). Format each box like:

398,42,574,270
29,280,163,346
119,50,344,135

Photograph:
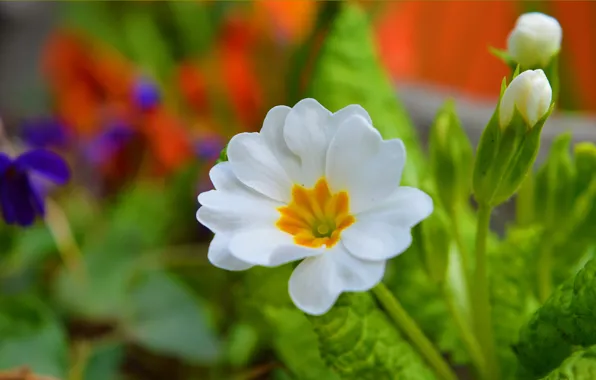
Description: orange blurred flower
42,30,193,176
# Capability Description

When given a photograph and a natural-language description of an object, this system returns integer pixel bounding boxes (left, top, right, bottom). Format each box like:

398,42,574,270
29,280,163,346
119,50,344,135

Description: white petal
207,234,253,271
260,106,302,182
227,132,293,202
229,228,322,267
326,115,406,213
288,246,385,315
283,98,333,187
356,186,433,228
341,220,412,261
331,104,373,127
197,170,281,235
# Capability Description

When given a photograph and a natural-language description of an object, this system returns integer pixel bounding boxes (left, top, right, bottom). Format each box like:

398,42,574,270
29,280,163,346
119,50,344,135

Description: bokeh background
0,2,593,380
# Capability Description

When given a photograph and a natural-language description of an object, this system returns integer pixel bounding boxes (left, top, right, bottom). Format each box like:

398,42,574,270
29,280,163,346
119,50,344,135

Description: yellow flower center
276,178,355,249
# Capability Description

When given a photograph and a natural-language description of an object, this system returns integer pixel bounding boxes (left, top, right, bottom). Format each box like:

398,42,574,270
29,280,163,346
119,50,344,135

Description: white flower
499,69,552,129
197,99,433,315
507,12,562,68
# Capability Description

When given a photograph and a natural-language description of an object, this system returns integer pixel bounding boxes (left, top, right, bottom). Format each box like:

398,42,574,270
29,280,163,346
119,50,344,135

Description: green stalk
442,286,487,380
473,204,500,380
537,242,554,303
372,283,458,380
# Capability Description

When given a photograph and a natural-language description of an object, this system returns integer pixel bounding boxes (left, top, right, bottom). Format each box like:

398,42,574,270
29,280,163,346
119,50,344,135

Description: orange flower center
276,178,355,249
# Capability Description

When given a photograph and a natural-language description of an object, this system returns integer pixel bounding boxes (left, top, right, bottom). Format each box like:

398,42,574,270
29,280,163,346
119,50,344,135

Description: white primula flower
197,99,433,315
499,69,552,129
507,12,562,68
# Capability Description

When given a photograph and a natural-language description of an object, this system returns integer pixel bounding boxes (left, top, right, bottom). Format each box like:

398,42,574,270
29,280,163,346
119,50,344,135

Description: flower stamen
277,178,355,249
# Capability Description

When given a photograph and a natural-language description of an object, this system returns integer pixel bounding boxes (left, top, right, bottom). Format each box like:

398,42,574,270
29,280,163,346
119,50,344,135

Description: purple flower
195,136,224,161
132,77,160,111
0,149,70,226
85,123,135,166
21,117,69,148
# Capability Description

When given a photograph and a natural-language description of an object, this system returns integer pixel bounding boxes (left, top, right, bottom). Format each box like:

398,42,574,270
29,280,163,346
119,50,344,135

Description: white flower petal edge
341,221,412,262
229,228,323,267
208,233,253,271
197,163,281,235
356,187,434,228
227,132,293,203
260,105,302,184
326,114,406,213
289,246,385,315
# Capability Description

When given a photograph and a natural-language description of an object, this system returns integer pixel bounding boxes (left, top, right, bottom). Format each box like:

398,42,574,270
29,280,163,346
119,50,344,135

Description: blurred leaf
107,182,172,248
514,259,596,378
60,2,129,55
308,292,437,379
263,307,339,380
307,3,423,186
124,271,221,364
168,2,214,57
83,343,125,380
122,7,175,83
8,225,55,272
54,246,138,319
225,323,259,368
0,297,67,378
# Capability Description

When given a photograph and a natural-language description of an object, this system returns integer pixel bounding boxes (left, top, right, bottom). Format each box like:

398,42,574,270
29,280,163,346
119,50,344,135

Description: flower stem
45,199,87,284
372,283,457,380
473,203,499,380
537,242,554,303
442,286,487,380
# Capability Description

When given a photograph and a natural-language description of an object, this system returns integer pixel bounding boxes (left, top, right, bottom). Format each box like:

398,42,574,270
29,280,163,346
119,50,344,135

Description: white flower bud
499,69,552,129
507,12,562,68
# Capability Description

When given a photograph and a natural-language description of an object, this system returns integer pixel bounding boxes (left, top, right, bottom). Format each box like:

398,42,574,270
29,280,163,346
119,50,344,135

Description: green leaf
514,259,596,378
0,297,68,378
53,243,139,319
240,266,338,378
83,343,125,380
307,3,424,186
428,100,473,212
540,345,596,380
168,2,214,57
124,271,221,364
264,307,340,380
122,8,175,83
308,292,437,379
224,323,259,368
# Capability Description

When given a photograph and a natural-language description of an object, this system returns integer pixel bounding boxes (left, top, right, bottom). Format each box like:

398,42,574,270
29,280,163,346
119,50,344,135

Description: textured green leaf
489,225,542,379
514,259,596,378
264,307,340,380
309,292,437,380
540,345,596,380
124,271,221,364
307,3,423,186
240,266,339,379
0,297,68,378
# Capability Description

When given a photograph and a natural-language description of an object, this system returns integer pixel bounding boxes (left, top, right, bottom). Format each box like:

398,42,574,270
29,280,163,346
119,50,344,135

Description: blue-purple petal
21,117,69,148
0,172,37,226
0,154,12,176
133,77,160,111
15,149,70,185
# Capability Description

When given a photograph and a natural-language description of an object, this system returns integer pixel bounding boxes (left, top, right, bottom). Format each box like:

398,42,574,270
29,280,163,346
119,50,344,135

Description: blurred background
0,1,593,380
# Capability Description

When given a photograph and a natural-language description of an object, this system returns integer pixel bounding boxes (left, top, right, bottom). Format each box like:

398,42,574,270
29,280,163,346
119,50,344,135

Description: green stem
442,286,487,380
537,242,554,303
473,204,500,380
451,210,470,274
372,283,457,380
